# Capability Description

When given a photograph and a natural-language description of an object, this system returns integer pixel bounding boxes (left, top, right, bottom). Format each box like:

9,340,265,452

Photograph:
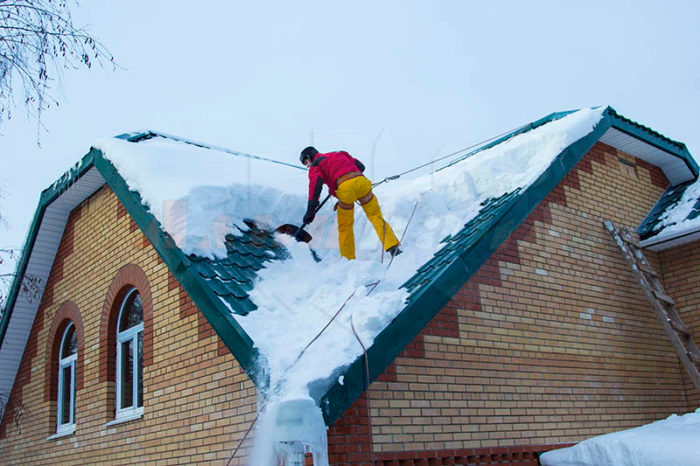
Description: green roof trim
92,151,264,382
612,106,699,242
606,108,698,176
0,151,96,348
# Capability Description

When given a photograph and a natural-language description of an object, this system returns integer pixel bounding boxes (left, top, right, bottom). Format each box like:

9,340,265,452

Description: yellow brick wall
0,186,257,465
365,142,691,454
659,240,700,409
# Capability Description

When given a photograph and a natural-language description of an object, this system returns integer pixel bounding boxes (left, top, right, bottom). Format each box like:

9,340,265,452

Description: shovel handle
295,194,332,240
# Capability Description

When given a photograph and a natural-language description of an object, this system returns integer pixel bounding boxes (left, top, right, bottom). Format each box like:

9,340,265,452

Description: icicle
271,398,328,466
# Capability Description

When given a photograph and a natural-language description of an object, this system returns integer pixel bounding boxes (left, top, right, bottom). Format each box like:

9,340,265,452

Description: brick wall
659,240,700,409
0,186,257,464
330,142,692,462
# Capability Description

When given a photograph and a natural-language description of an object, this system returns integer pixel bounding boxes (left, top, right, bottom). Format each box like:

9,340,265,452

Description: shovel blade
275,224,312,243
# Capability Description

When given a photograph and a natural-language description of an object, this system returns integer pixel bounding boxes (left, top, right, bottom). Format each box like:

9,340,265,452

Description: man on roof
300,146,401,260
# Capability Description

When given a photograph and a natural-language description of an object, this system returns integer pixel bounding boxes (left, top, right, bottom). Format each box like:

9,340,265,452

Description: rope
292,289,357,367
386,201,418,271
225,290,356,464
372,122,528,188
350,312,375,465
225,411,260,466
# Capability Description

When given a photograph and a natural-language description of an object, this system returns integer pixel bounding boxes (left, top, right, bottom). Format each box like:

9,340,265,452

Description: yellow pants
335,176,399,260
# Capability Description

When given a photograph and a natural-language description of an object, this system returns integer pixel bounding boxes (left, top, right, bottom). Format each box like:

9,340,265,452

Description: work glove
303,199,319,224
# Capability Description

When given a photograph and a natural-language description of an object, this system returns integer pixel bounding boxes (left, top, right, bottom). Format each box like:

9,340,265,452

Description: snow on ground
96,107,604,406
540,408,700,466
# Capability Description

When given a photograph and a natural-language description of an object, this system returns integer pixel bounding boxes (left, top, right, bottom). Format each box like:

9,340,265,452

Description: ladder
604,220,700,392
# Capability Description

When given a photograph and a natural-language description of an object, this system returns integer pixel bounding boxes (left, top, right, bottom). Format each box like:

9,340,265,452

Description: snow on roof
95,108,605,402
639,176,700,250
95,134,309,259
540,408,700,466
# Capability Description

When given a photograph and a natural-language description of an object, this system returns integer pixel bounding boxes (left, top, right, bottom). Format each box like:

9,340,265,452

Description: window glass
120,340,134,409
137,331,143,408
60,366,72,425
116,288,144,418
57,322,77,432
61,325,77,359
119,292,143,332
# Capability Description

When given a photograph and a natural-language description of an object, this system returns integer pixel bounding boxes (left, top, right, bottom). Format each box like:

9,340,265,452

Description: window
57,323,77,434
116,288,144,419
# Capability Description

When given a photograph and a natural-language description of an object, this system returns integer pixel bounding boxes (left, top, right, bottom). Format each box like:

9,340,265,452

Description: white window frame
115,287,144,420
56,323,77,436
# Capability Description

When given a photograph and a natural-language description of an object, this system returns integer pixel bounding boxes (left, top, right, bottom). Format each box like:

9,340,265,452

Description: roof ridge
114,130,305,171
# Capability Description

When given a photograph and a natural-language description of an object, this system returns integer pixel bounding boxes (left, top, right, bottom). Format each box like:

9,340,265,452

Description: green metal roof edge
316,111,613,426
0,151,96,349
605,106,699,179
91,151,264,383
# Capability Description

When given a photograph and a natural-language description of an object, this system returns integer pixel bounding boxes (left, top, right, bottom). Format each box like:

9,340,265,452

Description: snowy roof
638,177,700,250
1,106,695,425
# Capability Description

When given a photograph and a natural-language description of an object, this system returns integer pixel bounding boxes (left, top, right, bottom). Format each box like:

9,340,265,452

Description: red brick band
99,263,154,384
44,301,85,403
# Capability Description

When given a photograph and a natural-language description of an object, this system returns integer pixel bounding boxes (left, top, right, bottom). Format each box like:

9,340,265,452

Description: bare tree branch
0,0,115,130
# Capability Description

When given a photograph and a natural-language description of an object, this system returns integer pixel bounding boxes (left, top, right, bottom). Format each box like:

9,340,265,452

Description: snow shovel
275,194,331,243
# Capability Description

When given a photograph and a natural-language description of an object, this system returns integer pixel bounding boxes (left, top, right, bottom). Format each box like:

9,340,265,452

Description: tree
0,0,114,127
0,193,41,320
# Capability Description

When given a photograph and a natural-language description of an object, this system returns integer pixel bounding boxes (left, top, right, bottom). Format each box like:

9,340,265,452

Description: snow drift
540,408,700,466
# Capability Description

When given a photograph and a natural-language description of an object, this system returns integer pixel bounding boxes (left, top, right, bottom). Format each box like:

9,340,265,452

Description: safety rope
350,312,375,465
293,289,357,366
386,201,418,271
371,122,528,188
225,411,260,466
225,289,357,464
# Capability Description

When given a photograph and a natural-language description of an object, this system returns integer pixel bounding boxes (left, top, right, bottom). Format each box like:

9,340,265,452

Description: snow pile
540,408,700,466
651,177,700,241
95,108,604,405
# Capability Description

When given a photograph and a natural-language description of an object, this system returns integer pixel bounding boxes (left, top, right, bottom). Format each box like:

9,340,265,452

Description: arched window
116,287,144,419
57,322,77,434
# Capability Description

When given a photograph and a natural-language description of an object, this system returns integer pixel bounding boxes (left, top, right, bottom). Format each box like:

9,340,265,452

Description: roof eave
604,106,698,185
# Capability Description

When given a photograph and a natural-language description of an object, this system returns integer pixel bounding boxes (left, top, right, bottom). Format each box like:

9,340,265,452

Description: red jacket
307,151,365,201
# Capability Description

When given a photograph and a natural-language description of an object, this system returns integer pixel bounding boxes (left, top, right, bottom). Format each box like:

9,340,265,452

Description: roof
1,107,696,425
638,177,700,250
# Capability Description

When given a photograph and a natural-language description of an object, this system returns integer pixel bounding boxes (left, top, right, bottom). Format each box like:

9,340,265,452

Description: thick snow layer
94,135,308,258
540,408,700,466
649,177,700,242
96,108,604,407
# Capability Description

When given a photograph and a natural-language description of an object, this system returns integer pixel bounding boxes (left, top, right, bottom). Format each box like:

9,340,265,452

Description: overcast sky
1,0,699,282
